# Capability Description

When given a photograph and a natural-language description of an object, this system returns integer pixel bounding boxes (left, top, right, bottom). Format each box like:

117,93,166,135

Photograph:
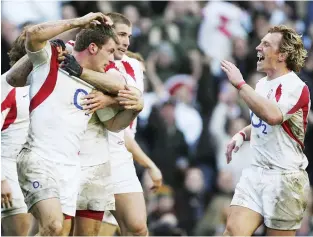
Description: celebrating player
221,25,311,236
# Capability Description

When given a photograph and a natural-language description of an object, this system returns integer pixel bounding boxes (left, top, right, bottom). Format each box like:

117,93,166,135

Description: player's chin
114,51,123,60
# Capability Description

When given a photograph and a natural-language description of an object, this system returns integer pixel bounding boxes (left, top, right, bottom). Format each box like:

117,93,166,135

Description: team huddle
1,10,312,237
1,12,159,236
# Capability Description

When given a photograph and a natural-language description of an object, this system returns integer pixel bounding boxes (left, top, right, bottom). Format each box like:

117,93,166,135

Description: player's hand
221,60,245,88
60,54,83,78
116,85,144,112
81,90,117,114
76,12,113,28
50,39,69,62
225,132,245,164
147,165,163,193
1,180,13,209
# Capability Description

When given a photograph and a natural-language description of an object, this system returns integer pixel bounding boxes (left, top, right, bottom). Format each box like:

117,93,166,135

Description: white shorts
16,148,80,217
111,156,143,194
231,166,310,230
1,158,27,218
102,210,118,225
76,162,115,211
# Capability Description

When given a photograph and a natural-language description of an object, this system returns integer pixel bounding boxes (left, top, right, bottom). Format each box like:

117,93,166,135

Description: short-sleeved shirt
25,42,94,165
250,71,311,170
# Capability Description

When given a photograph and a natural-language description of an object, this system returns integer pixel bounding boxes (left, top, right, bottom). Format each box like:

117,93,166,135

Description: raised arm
238,85,282,125
221,60,283,125
26,12,110,52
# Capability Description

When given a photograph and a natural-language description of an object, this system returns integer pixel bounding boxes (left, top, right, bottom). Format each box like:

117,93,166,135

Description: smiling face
255,32,286,74
113,23,132,60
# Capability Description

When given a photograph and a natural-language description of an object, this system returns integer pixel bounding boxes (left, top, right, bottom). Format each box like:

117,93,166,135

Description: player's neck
72,51,93,70
266,67,291,80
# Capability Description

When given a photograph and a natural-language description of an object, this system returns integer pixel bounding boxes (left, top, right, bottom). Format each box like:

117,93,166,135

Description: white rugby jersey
25,42,94,165
106,56,144,164
250,71,310,171
1,73,29,161
66,40,142,166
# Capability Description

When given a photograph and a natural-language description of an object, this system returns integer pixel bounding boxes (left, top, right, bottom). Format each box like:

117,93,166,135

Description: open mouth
257,53,265,62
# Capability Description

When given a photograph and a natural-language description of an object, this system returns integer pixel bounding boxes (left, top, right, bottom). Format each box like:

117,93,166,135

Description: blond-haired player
221,25,311,236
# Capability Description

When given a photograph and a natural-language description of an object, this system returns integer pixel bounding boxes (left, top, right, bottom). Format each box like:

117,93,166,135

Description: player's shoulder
281,71,306,91
1,71,14,98
121,55,142,72
255,76,268,86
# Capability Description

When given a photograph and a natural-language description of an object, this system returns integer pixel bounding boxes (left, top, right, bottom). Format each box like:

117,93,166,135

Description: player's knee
41,220,63,236
128,221,148,236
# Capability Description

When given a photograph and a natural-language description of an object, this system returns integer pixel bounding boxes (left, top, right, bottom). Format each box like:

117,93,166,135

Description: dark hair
106,12,132,27
8,26,31,66
74,25,119,52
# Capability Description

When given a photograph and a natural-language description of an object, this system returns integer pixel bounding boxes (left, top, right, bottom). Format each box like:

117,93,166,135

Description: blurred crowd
1,1,313,236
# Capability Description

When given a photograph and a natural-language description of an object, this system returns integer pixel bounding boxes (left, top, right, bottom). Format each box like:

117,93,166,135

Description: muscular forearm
6,55,33,87
26,18,81,52
105,110,139,132
52,28,81,43
124,130,155,169
239,84,282,125
81,69,125,95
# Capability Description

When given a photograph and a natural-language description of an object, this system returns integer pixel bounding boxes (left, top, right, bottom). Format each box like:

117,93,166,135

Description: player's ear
278,52,288,62
88,43,99,55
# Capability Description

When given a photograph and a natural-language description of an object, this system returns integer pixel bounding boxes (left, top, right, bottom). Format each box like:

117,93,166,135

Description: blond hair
126,51,144,62
268,25,307,72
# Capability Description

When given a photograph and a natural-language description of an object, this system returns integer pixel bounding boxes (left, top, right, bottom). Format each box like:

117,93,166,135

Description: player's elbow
265,113,283,126
26,26,39,42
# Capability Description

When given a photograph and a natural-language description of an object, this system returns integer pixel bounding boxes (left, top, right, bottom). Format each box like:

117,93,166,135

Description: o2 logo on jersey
73,88,88,111
250,112,268,134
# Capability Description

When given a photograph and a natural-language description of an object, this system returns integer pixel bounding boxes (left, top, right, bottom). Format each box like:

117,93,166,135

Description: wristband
236,81,246,90
239,131,246,141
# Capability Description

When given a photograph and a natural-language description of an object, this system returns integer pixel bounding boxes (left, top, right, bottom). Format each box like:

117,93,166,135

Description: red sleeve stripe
29,45,59,113
288,85,310,133
1,88,17,131
281,121,304,150
121,61,136,81
281,85,310,150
